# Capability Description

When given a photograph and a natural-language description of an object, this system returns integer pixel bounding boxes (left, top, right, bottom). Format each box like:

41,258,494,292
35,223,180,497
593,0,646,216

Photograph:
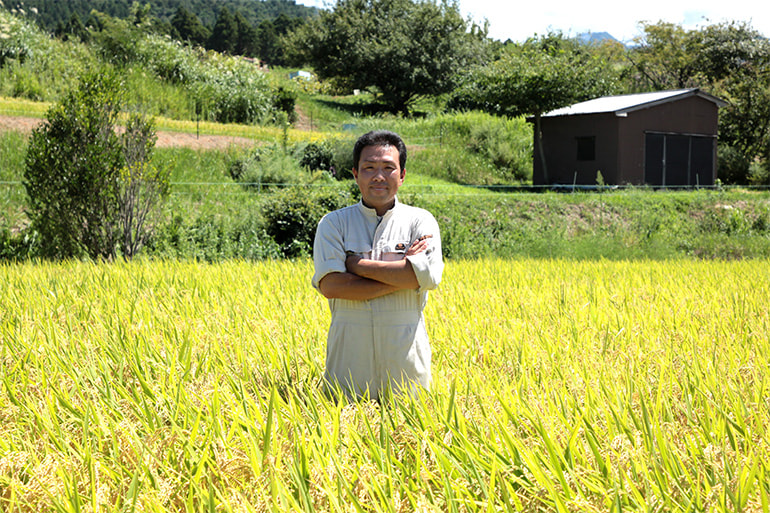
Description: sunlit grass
1,258,767,511
0,96,50,118
0,96,335,144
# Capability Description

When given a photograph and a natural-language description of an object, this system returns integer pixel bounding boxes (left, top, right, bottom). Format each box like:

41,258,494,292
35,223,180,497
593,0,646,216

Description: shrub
23,68,167,260
467,117,532,182
194,54,272,125
299,142,334,173
10,64,43,100
328,136,357,180
263,187,352,257
147,213,281,261
718,145,751,185
273,86,298,124
228,146,307,190
0,226,37,260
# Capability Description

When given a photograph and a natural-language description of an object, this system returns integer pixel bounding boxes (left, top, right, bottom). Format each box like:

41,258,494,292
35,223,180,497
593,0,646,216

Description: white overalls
312,199,444,400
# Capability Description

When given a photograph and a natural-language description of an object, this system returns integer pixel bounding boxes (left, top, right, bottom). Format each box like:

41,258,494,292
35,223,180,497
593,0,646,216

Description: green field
1,259,767,511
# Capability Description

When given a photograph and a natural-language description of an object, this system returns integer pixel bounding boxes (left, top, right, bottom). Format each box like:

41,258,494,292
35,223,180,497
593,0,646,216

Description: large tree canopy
448,33,620,118
284,0,489,113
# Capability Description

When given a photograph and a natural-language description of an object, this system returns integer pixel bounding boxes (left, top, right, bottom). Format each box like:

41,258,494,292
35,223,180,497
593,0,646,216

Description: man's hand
406,234,432,256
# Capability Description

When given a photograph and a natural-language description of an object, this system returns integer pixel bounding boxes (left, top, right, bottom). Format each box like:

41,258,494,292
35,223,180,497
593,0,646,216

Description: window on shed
576,136,595,161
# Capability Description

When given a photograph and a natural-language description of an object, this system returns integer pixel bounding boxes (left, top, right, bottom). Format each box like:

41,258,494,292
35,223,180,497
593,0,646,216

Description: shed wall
533,94,721,186
534,113,619,186
617,96,720,184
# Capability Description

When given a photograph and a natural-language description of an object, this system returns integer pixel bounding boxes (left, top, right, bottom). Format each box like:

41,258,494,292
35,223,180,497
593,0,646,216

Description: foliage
257,14,303,65
227,145,313,190
208,6,237,54
625,22,703,90
89,10,144,66
696,22,770,184
193,59,273,125
448,33,619,118
18,0,314,65
170,6,210,46
147,212,281,261
0,9,97,102
272,85,298,123
14,0,318,38
22,68,167,260
284,0,490,113
299,141,334,173
467,117,532,182
118,113,171,259
262,186,352,257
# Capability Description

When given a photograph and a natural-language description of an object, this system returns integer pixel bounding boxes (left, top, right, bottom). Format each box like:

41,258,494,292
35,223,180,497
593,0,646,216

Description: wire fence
3,180,770,194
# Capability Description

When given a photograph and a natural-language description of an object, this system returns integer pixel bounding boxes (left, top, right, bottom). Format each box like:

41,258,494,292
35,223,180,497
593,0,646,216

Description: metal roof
543,89,727,118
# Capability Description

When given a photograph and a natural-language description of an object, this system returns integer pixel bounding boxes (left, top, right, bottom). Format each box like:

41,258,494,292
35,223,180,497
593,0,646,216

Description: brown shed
531,89,727,187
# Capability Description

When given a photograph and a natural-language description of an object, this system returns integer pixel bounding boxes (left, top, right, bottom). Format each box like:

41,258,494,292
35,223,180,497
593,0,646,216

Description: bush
194,54,273,125
263,187,352,257
468,119,532,182
147,213,281,261
328,136,357,180
23,68,167,260
228,146,308,190
273,86,298,124
718,145,751,185
0,226,37,260
299,142,334,173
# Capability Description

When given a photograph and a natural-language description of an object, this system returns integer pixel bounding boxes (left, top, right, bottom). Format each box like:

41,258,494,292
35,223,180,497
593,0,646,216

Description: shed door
644,133,715,186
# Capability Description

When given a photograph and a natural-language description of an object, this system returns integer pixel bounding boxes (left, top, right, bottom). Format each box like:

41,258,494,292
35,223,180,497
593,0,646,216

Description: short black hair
353,130,407,171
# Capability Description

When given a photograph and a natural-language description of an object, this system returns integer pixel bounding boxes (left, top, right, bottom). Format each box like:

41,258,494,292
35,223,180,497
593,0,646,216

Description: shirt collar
356,197,400,218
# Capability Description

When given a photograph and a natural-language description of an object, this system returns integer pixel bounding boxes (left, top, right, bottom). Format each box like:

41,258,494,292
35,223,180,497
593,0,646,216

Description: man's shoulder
321,203,359,222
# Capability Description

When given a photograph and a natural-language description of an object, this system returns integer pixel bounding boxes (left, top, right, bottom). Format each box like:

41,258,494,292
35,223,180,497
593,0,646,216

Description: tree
256,19,281,63
118,114,169,258
694,22,770,183
284,0,489,114
171,6,210,47
209,7,238,54
233,10,258,56
448,33,619,182
625,22,703,90
23,69,169,260
257,14,303,65
58,13,90,42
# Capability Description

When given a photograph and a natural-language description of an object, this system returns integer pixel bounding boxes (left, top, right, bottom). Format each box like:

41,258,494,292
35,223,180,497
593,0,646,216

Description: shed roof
542,88,727,118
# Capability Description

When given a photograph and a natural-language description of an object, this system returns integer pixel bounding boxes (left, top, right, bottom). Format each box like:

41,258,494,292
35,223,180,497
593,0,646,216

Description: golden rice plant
0,258,767,511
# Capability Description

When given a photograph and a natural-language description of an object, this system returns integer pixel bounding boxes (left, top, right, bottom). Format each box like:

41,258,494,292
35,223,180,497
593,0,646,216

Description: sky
293,0,768,44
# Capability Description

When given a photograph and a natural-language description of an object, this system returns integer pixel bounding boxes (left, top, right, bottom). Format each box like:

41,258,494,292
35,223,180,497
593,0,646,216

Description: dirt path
0,114,259,150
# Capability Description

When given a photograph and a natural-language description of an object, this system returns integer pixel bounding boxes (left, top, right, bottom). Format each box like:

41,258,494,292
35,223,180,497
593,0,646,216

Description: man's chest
344,216,414,261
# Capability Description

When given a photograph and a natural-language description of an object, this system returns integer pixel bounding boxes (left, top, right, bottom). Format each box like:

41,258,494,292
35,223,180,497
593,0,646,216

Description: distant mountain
5,0,319,33
577,32,622,45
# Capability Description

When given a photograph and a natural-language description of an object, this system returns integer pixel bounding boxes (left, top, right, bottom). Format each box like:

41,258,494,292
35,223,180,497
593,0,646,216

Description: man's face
353,144,405,215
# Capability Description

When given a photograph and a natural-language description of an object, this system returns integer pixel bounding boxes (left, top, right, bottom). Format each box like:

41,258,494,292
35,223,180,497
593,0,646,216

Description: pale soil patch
0,115,257,149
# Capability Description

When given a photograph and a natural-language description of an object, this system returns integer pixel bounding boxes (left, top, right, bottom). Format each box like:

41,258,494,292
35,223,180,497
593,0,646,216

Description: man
312,130,444,401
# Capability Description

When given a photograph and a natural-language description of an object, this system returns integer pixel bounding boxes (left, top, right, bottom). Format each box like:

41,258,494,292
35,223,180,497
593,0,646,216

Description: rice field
0,258,768,512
